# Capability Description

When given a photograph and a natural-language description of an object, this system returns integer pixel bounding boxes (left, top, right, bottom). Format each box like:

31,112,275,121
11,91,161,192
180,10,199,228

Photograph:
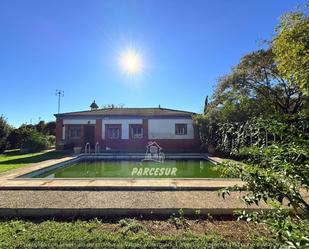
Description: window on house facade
175,124,187,135
131,125,143,139
107,125,121,139
69,125,81,139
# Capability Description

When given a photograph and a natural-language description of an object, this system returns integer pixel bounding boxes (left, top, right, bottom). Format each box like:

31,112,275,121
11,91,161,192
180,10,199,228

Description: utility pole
55,90,64,114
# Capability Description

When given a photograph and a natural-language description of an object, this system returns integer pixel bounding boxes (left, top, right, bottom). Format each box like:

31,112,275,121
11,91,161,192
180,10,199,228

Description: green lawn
0,149,69,174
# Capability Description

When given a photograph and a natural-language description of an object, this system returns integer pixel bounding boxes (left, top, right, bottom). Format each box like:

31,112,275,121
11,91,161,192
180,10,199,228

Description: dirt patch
141,219,269,242
95,218,270,242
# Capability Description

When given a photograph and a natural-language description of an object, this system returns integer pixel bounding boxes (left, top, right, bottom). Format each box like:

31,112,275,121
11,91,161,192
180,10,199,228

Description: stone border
0,207,272,219
0,153,242,190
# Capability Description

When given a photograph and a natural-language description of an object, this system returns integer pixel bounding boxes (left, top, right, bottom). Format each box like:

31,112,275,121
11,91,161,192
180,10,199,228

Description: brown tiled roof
55,107,195,117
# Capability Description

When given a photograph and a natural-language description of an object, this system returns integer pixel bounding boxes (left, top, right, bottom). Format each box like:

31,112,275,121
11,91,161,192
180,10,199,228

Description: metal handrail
95,142,100,154
84,142,90,154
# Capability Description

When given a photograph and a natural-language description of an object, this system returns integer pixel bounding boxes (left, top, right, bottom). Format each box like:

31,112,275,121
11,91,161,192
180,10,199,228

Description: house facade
55,106,200,152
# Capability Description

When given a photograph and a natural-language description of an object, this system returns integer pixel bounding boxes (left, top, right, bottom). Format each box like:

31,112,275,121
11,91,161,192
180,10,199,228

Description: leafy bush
20,128,53,152
7,127,56,150
47,135,56,147
218,115,309,247
6,129,22,149
0,115,12,153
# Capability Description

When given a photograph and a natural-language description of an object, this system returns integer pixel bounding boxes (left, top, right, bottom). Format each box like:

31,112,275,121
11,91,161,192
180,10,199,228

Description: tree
43,121,56,135
272,8,309,95
35,120,45,133
0,115,12,153
208,49,306,123
203,96,209,115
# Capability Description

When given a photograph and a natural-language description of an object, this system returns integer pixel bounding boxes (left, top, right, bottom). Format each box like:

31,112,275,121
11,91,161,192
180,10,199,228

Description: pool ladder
84,142,91,154
95,142,100,154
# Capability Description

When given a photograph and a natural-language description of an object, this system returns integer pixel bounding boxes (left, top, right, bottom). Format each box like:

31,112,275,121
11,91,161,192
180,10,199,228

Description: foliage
0,108,55,153
47,135,56,147
0,115,12,153
20,127,53,152
34,121,56,135
6,129,22,149
218,115,309,247
206,6,308,125
26,121,56,136
43,121,56,135
168,209,190,229
209,49,306,124
203,95,209,115
237,208,309,248
6,121,56,150
118,218,144,235
272,7,309,95
193,115,207,146
196,113,309,154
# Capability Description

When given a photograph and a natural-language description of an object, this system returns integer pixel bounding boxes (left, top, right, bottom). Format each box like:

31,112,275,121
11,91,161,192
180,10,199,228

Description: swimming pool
26,159,223,179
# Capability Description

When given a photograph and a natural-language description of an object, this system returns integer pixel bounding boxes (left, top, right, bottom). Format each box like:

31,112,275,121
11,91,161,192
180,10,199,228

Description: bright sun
119,49,143,75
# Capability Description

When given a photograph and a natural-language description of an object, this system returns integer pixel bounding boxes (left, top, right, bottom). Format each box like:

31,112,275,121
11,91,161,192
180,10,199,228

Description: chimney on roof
90,100,99,110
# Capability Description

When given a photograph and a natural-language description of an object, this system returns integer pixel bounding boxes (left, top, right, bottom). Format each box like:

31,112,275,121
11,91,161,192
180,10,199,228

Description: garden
0,6,308,249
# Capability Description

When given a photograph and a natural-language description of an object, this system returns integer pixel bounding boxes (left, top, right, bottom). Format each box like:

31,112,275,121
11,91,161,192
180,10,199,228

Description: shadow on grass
0,150,70,165
2,149,24,157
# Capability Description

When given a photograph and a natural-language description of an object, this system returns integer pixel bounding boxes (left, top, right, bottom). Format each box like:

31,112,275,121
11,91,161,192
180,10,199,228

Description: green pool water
32,159,223,178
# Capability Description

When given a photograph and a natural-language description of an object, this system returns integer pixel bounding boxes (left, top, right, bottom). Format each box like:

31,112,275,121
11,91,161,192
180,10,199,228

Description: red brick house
55,105,200,152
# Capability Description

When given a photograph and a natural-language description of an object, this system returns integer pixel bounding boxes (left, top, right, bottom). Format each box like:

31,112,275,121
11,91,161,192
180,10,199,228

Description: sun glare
119,49,143,75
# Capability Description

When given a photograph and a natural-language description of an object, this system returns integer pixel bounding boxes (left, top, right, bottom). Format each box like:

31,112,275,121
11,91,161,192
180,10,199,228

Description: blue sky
0,0,305,127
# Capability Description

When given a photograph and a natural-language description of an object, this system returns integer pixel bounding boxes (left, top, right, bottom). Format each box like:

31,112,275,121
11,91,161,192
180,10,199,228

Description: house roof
55,107,195,118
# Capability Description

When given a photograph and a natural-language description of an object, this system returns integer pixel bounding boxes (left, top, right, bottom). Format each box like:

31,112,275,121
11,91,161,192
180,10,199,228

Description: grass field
0,218,275,248
0,149,69,174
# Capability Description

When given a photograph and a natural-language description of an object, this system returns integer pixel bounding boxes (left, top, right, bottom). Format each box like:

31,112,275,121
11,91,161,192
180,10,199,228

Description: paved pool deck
0,190,272,218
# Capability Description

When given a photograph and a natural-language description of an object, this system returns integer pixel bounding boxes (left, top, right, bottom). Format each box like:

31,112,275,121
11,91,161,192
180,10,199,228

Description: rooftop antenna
55,89,64,114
